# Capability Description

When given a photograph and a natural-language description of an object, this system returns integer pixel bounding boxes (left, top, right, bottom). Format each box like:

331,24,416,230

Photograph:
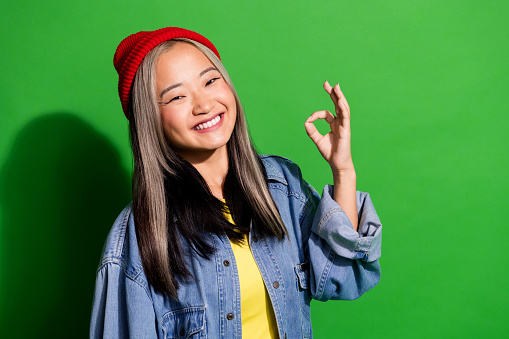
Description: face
155,42,237,161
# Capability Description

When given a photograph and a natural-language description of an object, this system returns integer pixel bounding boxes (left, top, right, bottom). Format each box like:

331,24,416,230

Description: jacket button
179,328,185,336
227,313,234,320
273,281,279,289
252,236,259,242
223,260,230,266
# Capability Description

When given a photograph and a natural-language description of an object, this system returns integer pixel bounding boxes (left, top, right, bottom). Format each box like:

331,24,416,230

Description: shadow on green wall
0,113,131,338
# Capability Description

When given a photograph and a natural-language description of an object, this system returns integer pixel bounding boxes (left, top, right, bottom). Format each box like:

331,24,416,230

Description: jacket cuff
311,185,382,262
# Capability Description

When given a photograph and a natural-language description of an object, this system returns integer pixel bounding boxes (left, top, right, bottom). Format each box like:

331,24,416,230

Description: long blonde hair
129,38,287,299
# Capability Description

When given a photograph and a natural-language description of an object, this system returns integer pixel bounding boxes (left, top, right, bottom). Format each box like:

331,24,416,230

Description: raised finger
324,82,342,115
334,84,350,114
331,85,351,123
324,80,334,94
324,80,341,104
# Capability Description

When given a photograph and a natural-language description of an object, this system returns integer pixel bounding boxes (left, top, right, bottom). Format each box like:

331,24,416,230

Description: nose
192,90,214,115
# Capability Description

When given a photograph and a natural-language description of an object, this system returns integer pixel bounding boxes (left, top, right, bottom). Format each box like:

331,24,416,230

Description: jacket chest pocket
162,306,207,339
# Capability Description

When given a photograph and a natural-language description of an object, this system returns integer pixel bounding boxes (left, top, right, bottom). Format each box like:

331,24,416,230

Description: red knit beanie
113,27,221,119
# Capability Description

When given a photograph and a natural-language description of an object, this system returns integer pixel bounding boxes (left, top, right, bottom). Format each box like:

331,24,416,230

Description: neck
177,146,229,200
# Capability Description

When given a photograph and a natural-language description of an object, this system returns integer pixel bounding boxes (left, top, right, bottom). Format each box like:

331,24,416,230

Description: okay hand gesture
304,81,355,175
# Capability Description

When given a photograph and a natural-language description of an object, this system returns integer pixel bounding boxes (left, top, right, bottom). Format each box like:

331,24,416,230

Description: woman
90,27,382,338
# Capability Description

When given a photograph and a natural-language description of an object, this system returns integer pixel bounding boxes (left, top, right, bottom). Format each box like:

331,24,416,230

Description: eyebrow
159,83,182,98
159,67,219,98
200,66,217,77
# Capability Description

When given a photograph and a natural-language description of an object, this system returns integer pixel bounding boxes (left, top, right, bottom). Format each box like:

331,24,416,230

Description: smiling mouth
192,114,223,131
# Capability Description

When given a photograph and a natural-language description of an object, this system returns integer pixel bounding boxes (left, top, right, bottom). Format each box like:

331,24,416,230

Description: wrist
332,168,356,184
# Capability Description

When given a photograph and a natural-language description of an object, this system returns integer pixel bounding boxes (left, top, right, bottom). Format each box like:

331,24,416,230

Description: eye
206,77,221,86
162,96,184,105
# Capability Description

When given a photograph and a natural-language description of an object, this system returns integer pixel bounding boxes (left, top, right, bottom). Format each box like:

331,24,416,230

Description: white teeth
194,115,221,130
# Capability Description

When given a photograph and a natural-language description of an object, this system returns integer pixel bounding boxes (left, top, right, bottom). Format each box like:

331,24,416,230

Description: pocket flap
294,261,310,290
162,306,205,338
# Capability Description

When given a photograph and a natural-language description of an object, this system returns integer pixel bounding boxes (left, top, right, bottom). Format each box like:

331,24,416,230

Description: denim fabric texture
90,155,382,338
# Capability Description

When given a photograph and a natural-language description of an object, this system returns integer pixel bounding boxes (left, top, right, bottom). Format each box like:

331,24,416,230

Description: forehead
156,42,213,77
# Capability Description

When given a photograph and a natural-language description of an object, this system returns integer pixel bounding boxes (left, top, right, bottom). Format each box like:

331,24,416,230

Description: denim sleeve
304,184,382,301
90,262,157,338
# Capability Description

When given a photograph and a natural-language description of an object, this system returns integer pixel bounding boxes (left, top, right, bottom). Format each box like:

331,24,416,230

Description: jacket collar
262,157,288,185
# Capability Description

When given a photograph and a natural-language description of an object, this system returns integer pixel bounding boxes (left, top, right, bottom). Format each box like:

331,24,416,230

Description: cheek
160,112,174,131
160,109,185,138
218,87,237,115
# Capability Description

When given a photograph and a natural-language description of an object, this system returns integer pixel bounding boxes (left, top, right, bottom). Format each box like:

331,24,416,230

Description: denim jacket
90,155,382,338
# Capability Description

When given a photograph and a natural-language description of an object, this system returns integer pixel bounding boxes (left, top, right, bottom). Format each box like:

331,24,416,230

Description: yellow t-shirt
222,203,279,338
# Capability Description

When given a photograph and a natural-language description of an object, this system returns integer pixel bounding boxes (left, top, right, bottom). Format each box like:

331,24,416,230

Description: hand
304,81,355,175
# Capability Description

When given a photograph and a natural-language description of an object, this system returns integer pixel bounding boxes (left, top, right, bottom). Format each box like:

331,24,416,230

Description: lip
192,113,224,133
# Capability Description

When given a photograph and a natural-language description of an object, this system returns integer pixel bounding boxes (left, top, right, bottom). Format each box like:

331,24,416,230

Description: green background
1,0,507,338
